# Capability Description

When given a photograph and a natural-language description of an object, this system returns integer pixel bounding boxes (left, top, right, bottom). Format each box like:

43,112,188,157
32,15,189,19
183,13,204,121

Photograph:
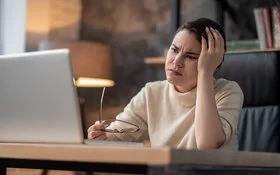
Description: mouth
168,69,183,76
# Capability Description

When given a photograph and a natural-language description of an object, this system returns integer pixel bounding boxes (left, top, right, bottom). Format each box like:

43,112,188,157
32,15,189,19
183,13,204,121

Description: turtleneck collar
168,82,197,107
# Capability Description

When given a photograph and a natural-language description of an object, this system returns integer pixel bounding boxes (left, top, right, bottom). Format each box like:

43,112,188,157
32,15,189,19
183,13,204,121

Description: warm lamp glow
74,77,115,87
39,40,114,88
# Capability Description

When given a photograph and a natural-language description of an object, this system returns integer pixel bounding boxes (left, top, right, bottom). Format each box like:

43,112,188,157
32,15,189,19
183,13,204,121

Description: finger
92,131,105,138
88,131,105,139
201,35,207,53
206,27,214,50
88,132,95,139
210,27,221,49
88,130,96,139
88,124,104,133
87,125,95,133
93,120,109,129
88,124,102,133
88,131,96,139
94,134,107,140
88,121,103,133
93,124,107,130
94,120,107,125
215,29,225,50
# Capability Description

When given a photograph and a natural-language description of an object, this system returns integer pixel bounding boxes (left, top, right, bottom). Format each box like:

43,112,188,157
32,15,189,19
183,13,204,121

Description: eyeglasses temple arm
99,87,106,123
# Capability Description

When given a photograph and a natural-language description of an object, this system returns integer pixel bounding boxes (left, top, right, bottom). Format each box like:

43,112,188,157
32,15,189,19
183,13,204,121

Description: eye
170,47,178,53
185,55,198,60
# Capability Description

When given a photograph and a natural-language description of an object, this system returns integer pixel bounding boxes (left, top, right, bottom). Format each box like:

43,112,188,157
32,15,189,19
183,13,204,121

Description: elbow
196,136,226,150
196,141,222,150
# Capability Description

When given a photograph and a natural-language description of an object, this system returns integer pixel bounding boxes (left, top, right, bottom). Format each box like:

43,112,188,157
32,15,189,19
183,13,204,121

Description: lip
168,69,183,76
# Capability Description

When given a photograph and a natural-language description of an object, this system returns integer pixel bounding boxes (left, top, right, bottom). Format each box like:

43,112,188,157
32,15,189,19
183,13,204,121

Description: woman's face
165,30,202,93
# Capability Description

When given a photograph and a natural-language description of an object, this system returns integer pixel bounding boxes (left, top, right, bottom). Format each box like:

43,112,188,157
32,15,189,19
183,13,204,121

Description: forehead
172,30,201,52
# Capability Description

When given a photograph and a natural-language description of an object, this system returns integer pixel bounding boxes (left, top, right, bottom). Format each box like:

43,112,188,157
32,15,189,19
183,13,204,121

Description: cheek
184,61,198,75
166,50,174,63
193,62,198,73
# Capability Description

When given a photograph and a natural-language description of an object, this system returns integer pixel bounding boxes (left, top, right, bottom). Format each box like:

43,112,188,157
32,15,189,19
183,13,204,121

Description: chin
166,76,182,86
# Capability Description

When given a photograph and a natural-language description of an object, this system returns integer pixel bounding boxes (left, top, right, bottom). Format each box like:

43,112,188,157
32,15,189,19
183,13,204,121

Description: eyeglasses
98,87,140,133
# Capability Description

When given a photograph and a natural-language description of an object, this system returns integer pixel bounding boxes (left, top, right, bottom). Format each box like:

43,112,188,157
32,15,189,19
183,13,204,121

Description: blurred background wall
22,0,280,131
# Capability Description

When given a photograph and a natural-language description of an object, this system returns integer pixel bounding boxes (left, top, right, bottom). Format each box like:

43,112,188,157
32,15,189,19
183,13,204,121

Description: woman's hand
87,121,108,140
198,27,225,75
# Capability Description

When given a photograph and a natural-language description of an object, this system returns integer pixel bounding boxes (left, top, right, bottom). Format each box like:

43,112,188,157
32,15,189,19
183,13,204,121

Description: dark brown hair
176,18,226,51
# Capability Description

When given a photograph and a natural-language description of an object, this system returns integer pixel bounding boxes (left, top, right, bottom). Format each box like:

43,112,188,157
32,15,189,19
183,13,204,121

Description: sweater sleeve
215,81,244,146
106,85,148,142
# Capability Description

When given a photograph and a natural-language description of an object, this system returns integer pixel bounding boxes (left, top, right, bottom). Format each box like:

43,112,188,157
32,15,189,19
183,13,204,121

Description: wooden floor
7,169,139,175
7,169,79,175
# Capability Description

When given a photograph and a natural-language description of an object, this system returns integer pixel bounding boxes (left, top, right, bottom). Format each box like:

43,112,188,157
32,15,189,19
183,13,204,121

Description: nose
173,54,183,68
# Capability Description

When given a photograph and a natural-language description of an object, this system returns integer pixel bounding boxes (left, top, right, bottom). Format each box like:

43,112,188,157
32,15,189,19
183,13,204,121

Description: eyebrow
171,44,200,56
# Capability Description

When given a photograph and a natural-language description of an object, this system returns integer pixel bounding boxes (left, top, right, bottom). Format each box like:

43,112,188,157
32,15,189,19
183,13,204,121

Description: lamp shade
39,40,114,87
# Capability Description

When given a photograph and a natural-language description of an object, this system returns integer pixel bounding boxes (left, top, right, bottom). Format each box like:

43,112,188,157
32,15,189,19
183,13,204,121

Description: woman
87,18,244,150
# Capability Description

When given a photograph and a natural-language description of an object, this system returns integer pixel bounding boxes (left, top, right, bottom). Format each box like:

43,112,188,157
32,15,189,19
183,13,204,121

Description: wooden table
1,143,280,175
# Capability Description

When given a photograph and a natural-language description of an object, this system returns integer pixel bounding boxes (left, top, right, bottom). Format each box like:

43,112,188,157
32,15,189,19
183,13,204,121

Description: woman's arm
88,85,149,142
194,27,226,149
195,72,225,149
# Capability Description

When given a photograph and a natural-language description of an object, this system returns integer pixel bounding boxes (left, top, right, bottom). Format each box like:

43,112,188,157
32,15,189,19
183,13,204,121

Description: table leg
41,169,48,175
0,167,6,175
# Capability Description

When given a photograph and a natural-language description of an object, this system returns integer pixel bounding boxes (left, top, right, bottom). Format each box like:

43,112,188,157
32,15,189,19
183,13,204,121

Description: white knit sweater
107,78,244,150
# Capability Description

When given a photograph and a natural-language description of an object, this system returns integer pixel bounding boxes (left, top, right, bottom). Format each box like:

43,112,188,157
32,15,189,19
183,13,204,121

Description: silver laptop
0,49,84,144
0,49,144,147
